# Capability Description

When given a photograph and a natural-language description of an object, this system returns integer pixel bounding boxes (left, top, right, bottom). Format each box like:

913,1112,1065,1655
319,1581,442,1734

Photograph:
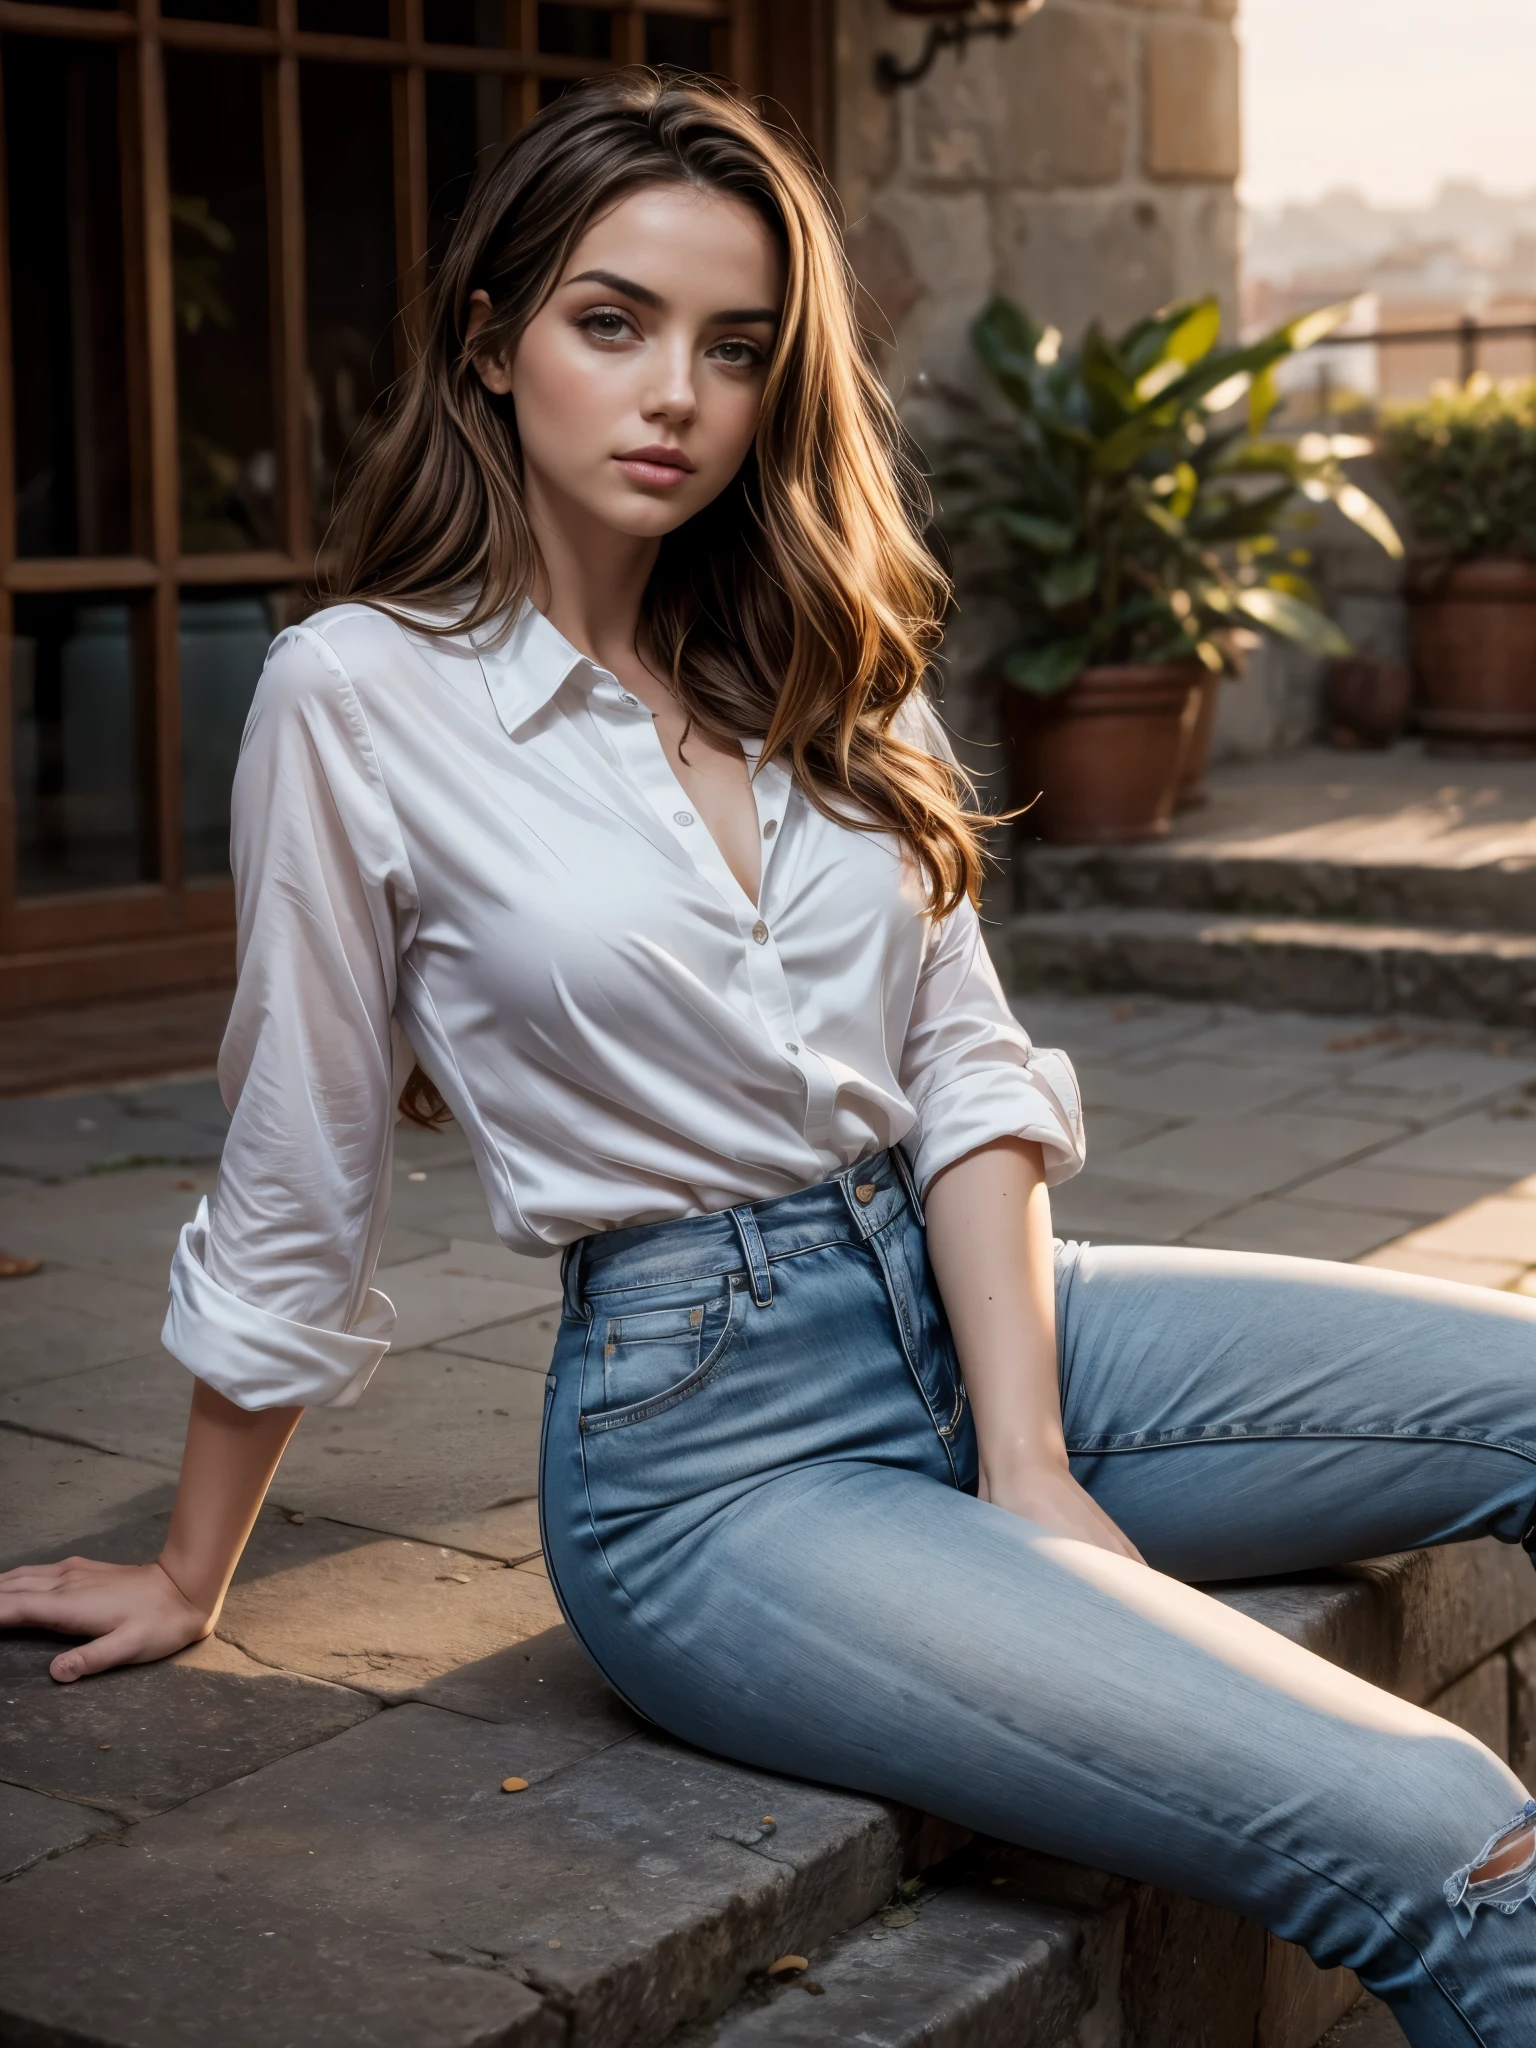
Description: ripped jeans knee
1444,1799,1536,1936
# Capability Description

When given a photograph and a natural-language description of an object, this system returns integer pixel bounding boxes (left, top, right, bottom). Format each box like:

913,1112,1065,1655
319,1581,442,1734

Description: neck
523,469,660,673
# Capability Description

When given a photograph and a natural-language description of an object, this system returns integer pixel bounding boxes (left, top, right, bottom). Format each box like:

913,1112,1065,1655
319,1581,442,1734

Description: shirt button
751,920,769,945
763,819,778,839
785,1041,798,1054
673,810,694,826
619,691,639,707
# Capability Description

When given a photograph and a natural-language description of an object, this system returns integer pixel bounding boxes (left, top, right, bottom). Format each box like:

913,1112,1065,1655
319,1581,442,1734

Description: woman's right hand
0,1557,214,1682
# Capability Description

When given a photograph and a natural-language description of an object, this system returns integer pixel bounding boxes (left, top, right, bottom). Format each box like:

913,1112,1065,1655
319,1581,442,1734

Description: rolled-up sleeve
162,625,418,1410
899,896,1085,1194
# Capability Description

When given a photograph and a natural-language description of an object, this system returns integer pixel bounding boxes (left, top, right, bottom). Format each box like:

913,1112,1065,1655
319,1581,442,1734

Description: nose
641,332,698,428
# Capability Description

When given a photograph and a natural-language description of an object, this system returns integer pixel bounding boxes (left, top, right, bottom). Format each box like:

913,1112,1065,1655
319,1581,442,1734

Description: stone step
1019,841,1536,934
1009,907,1536,1027
5,1540,1531,2047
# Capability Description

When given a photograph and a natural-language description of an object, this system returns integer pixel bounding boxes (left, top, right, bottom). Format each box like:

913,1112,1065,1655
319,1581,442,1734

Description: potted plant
939,297,1402,843
1381,377,1536,755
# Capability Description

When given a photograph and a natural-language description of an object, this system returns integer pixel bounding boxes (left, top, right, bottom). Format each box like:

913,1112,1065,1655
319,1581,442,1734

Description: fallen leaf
767,1955,808,1976
881,1905,918,1928
98,1744,112,1752
500,1776,529,1794
802,1982,825,1996
283,1510,306,1525
547,1938,562,1950
173,1179,196,1191
1326,1025,1401,1053
436,1573,470,1584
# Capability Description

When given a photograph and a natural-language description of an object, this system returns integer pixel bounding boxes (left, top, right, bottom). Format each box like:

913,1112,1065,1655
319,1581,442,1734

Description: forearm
923,1136,1066,1486
158,1378,304,1621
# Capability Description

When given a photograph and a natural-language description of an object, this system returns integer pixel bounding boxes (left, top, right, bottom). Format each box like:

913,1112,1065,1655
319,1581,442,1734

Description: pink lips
614,445,696,488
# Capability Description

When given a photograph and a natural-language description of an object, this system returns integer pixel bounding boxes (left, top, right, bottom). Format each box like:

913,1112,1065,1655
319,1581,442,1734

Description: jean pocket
580,1285,741,1434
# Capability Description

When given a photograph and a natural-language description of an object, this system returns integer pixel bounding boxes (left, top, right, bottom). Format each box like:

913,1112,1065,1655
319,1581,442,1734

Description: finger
51,1625,139,1684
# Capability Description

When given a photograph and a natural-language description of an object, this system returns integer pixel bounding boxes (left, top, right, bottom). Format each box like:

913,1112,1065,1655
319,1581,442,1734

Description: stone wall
834,0,1245,787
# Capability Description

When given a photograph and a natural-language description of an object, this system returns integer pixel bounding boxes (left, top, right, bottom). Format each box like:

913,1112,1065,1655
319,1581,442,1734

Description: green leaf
1002,639,1091,697
1232,585,1352,656
971,298,1044,413
1282,299,1356,353
1333,482,1405,559
983,509,1077,555
1249,364,1281,435
1038,556,1099,609
1190,481,1297,542
1165,298,1223,371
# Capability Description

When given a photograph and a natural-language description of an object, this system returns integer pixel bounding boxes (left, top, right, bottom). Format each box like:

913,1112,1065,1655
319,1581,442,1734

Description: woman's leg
1053,1240,1536,1580
548,1210,1536,2046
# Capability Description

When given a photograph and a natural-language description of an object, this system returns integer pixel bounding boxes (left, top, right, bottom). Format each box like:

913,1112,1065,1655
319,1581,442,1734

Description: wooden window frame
0,0,827,1007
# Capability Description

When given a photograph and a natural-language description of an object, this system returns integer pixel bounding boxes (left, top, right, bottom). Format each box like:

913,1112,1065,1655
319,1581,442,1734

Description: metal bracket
874,0,1047,93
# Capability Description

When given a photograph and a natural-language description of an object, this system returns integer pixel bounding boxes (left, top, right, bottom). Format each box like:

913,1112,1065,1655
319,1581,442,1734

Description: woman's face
472,182,785,541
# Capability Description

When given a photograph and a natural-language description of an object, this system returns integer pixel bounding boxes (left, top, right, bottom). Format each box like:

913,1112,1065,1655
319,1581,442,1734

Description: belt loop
892,1143,926,1227
729,1205,774,1307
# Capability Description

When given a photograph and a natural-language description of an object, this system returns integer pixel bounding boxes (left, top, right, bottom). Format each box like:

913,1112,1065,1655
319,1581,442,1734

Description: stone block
1144,19,1241,182
216,1511,563,1699
0,1782,117,1879
864,186,993,392
1367,1107,1536,1182
909,7,1131,189
0,1265,170,1391
0,1078,229,1182
1348,1045,1536,1111
5,1345,549,1553
437,1306,561,1373
384,1159,507,1257
994,193,1179,341
710,1881,1103,2046
1183,1198,1405,1261
1047,1174,1232,1246
1293,1165,1512,1222
0,1166,209,1286
406,1619,638,1746
0,1707,908,2048
1077,1055,1306,1120
1393,1196,1536,1267
1320,1994,1411,2045
0,1627,374,1821
375,1240,560,1351
1216,1542,1536,1707
1119,1880,1265,2045
1257,1937,1359,2048
0,1436,176,1569
1097,1110,1400,1201
1508,1628,1536,1785
1427,1652,1510,1760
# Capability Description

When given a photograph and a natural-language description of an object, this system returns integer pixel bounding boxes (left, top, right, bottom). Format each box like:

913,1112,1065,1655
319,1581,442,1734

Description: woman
3,71,1534,2042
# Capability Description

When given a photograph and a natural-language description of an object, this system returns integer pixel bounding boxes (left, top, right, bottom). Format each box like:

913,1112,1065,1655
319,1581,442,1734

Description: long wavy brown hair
326,67,993,1127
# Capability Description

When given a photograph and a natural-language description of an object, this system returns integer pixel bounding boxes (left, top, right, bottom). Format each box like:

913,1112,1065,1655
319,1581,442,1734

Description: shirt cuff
161,1198,395,1411
906,1049,1086,1194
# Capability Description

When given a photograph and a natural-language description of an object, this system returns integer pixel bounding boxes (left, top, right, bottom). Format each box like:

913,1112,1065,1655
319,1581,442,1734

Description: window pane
163,0,261,25
165,51,277,554
181,591,279,877
538,4,611,57
427,71,503,269
13,593,155,896
5,37,133,558
645,14,715,70
423,0,507,46
297,0,390,36
302,63,397,529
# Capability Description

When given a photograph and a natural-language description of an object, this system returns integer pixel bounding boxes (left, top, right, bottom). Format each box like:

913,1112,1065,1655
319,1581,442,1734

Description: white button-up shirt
163,601,1084,1411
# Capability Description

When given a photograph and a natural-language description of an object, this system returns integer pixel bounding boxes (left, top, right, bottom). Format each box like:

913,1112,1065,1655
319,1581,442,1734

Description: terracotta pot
1408,559,1536,756
1005,663,1202,845
1174,670,1221,811
1327,657,1411,750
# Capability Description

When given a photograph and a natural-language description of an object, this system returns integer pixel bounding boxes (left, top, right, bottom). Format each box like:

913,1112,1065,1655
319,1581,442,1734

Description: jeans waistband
561,1147,921,1317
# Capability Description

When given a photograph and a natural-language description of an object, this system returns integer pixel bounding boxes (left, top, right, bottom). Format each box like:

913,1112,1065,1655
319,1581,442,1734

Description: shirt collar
474,600,602,737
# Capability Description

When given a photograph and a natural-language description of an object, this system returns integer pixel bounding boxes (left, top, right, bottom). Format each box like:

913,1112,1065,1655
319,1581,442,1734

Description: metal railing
1294,313,1536,418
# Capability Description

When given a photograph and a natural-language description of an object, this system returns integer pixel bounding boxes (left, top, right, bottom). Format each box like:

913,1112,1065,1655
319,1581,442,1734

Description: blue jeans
539,1148,1536,2045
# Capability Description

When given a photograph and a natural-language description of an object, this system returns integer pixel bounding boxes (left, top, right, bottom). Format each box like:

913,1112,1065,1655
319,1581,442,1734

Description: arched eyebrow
566,268,778,326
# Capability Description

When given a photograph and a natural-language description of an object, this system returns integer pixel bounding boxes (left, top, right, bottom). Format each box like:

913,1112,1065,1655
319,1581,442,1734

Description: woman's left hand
980,1458,1146,1564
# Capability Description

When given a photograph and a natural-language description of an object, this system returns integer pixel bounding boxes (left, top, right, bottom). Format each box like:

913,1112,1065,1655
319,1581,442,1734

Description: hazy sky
1241,0,1536,209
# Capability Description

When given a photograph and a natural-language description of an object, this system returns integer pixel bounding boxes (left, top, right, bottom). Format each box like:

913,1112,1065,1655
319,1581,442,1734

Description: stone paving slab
0,1436,177,1566
437,1305,563,1373
375,1242,561,1352
0,1707,909,2048
1095,1111,1406,1203
216,1515,563,1699
0,1779,118,1878
709,1879,1101,2046
0,1627,375,1821
1287,1165,1511,1222
0,1078,230,1182
1181,1199,1412,1262
0,1265,170,1392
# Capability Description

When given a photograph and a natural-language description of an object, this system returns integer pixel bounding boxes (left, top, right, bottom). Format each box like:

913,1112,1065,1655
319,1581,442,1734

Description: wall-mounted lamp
874,0,1048,93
